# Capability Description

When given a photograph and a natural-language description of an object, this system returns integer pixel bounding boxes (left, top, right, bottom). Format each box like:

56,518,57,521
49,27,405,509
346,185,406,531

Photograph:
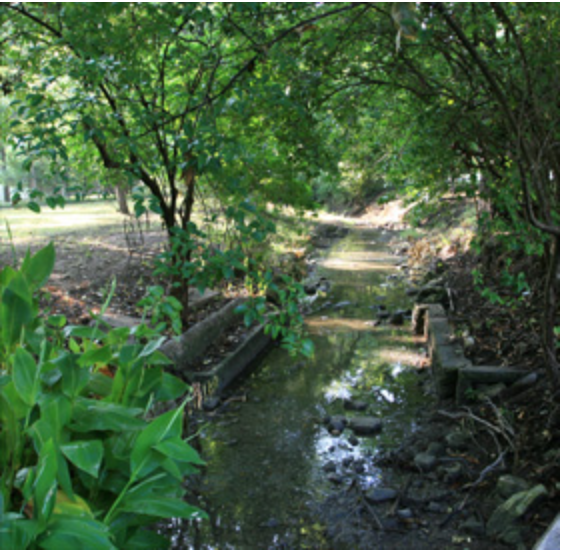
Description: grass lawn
0,200,162,245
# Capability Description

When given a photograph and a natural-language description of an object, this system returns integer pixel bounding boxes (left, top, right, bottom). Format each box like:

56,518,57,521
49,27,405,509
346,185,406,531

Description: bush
0,244,206,549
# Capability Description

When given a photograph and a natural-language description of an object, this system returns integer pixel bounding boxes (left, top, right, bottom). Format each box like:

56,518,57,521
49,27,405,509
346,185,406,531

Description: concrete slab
191,324,273,394
533,514,560,550
456,366,527,403
161,298,244,368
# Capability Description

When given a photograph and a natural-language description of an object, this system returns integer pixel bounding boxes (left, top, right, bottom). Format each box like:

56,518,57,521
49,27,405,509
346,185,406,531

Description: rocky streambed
159,225,554,549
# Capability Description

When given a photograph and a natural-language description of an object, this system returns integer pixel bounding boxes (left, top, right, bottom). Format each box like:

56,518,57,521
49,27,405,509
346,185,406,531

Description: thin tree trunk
0,144,9,203
115,184,130,215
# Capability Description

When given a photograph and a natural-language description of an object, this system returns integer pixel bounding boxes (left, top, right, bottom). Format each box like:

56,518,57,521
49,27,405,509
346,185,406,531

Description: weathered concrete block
192,324,273,394
161,298,244,369
533,514,560,550
432,344,472,399
428,318,453,348
456,366,527,404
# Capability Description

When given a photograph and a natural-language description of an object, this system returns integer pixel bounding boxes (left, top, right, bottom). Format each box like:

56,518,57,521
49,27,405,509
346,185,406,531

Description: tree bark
115,184,130,215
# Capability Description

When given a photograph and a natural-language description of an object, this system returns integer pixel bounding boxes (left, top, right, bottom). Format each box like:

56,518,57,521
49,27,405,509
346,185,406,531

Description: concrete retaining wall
190,324,273,395
414,304,527,402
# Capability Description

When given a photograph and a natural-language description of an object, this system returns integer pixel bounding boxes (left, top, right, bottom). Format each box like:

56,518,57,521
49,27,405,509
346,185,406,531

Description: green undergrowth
0,244,206,549
397,195,477,258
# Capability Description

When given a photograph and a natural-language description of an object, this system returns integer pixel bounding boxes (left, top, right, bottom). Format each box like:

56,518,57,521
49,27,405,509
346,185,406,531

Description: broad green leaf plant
0,244,206,549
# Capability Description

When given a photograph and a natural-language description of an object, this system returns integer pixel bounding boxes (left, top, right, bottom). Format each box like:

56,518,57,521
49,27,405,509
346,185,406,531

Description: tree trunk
115,184,130,215
0,144,9,203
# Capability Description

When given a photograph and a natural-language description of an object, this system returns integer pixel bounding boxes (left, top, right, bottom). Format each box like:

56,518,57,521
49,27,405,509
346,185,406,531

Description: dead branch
462,451,506,491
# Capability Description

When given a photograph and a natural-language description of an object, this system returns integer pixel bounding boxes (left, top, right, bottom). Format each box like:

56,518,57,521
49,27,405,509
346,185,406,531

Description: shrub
0,244,206,549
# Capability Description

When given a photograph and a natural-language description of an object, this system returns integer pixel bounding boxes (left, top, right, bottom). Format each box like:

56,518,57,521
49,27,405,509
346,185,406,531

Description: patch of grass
0,200,162,245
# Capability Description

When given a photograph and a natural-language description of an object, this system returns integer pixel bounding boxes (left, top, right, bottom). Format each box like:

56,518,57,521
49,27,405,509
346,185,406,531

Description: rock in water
365,488,398,504
349,417,382,435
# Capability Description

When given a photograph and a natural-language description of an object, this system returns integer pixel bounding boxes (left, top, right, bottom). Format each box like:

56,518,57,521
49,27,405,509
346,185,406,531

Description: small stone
442,462,465,483
327,473,343,485
365,488,398,504
323,461,337,473
477,382,507,400
414,452,437,473
344,399,369,412
397,508,414,520
327,415,347,435
445,430,470,451
202,397,221,412
426,501,445,514
348,435,360,447
460,517,485,536
349,417,382,436
304,283,318,295
426,442,445,457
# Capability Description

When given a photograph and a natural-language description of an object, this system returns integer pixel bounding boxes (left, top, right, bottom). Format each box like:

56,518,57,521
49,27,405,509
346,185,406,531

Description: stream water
166,226,428,549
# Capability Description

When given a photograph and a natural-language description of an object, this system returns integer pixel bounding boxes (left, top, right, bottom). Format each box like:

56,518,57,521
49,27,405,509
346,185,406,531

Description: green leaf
104,326,131,345
1,276,34,348
300,338,315,358
83,372,113,399
70,398,145,433
47,315,66,328
27,201,41,214
154,372,189,402
21,243,55,290
61,440,104,478
0,382,30,420
34,439,58,523
122,530,169,550
0,518,39,550
52,491,93,519
120,497,207,520
55,354,90,398
38,517,116,550
153,438,205,466
77,345,113,367
130,404,184,480
139,337,166,358
142,350,173,367
63,325,106,341
12,347,41,406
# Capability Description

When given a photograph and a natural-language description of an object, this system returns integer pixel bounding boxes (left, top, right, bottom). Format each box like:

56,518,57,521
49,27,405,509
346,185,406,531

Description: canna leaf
12,347,41,406
61,440,104,478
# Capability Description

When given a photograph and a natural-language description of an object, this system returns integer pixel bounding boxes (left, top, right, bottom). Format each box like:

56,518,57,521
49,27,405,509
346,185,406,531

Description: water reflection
166,228,426,549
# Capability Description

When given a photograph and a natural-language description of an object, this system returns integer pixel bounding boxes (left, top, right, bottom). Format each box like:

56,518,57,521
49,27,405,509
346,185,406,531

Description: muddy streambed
164,227,430,548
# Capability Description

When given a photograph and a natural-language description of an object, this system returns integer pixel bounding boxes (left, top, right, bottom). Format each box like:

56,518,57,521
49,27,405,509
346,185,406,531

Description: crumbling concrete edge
413,304,527,402
189,323,273,395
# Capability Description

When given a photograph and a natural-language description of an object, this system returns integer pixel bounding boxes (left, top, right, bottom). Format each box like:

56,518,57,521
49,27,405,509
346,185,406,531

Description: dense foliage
0,245,206,548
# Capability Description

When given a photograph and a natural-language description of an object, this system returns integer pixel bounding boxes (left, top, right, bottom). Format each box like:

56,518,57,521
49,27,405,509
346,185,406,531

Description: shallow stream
168,227,428,548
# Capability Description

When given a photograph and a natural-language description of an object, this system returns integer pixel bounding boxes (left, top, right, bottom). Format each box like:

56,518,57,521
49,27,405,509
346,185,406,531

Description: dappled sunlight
370,347,423,367
0,201,162,243
306,316,377,333
318,259,395,273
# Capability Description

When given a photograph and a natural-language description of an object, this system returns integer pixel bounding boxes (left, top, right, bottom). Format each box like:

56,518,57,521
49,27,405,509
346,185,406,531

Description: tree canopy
1,1,560,375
